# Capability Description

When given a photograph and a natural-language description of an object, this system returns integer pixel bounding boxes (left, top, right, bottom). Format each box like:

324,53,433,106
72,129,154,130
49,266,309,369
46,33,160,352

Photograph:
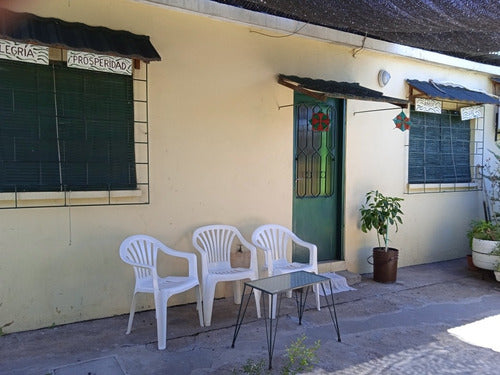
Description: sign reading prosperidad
67,50,132,75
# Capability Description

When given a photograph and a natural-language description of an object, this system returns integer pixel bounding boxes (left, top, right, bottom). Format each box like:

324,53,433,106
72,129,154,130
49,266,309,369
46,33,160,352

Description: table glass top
245,271,328,294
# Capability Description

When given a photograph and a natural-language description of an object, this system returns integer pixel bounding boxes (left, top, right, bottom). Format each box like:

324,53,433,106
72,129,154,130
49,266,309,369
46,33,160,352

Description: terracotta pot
466,254,479,271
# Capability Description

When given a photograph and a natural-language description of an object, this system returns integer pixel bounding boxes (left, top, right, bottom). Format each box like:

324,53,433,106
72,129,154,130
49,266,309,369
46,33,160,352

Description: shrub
281,334,321,375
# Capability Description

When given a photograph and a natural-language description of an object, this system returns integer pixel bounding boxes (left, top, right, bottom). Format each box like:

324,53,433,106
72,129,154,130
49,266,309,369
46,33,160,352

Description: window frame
405,103,484,194
0,51,150,208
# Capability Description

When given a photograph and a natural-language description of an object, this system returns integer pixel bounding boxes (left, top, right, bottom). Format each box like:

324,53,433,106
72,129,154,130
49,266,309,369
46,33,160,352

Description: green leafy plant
238,358,268,375
360,190,404,251
468,144,500,255
483,146,500,224
467,220,500,243
491,248,500,272
491,247,500,256
236,335,321,375
281,334,321,375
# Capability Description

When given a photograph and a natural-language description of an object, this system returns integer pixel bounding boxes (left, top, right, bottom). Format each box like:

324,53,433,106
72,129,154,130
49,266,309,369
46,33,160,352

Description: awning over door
0,8,161,62
278,74,408,106
407,79,498,105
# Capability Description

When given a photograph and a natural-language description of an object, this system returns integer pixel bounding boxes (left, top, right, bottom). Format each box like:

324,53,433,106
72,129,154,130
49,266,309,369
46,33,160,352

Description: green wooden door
292,93,344,262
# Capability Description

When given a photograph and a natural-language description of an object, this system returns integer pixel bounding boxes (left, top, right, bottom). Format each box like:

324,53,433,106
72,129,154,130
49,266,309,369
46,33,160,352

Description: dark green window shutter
54,64,136,191
409,110,471,184
0,60,59,191
0,60,136,193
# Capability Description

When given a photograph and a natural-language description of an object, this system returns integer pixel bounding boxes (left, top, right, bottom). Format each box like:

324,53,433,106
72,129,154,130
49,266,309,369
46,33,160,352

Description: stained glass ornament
310,111,330,131
393,111,411,131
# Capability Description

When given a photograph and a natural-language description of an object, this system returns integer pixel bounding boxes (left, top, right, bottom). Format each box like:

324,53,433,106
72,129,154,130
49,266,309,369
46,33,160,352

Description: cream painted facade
0,0,497,333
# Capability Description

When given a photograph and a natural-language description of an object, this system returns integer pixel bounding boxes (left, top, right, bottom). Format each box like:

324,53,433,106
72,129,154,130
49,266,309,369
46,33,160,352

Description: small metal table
231,271,341,369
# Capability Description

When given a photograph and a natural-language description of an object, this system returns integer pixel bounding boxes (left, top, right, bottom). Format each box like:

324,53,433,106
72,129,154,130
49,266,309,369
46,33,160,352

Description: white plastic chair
251,224,320,315
192,225,261,326
119,234,203,350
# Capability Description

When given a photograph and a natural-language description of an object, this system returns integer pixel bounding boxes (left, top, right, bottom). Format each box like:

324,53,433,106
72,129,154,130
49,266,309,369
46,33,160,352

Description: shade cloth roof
211,0,500,68
0,8,161,62
407,79,499,105
278,74,408,106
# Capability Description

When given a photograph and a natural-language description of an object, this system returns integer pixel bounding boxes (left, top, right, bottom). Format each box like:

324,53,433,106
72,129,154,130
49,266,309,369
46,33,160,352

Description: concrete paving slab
1,258,499,375
52,355,125,375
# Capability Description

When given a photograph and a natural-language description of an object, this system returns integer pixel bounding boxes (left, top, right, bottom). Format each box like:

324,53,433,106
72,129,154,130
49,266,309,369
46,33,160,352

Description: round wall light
378,69,391,87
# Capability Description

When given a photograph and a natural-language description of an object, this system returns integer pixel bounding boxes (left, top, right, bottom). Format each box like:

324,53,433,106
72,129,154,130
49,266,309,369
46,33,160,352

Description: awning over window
407,79,498,105
0,8,161,62
278,74,408,106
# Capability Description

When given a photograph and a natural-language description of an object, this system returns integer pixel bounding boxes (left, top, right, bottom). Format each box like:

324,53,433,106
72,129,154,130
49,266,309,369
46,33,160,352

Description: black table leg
320,280,341,342
293,286,311,325
231,284,253,348
261,292,283,370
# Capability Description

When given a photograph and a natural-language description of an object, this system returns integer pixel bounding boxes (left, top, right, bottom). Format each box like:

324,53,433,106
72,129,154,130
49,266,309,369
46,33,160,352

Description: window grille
295,102,335,198
406,107,483,194
0,58,150,208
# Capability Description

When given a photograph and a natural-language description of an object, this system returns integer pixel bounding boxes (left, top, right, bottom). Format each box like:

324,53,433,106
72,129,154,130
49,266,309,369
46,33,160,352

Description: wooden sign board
67,50,132,75
0,39,49,64
460,105,484,121
415,98,442,114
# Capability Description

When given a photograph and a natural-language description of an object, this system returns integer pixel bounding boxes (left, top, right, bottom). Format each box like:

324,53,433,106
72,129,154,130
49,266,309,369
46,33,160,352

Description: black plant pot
368,247,399,283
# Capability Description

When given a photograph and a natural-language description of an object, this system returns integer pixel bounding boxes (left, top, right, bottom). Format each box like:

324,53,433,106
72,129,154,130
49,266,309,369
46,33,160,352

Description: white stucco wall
0,0,492,332
342,52,489,273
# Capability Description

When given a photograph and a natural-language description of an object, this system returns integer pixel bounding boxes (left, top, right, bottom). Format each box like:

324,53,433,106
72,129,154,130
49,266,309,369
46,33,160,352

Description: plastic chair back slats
254,226,290,262
122,237,158,280
196,227,235,265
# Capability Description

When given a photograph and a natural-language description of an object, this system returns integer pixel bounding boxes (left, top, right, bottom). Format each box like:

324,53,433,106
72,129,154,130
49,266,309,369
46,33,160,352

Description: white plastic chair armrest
179,252,198,279
290,235,318,267
308,243,318,267
158,242,190,259
122,259,156,273
193,245,210,280
123,261,160,290
159,243,199,279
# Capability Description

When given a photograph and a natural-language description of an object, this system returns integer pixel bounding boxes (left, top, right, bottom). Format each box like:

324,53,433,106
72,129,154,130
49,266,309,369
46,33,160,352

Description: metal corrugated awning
278,74,408,106
0,8,161,62
407,79,499,105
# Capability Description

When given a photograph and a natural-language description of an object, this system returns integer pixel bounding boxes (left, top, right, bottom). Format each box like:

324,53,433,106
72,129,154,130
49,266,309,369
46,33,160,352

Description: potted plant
494,259,500,282
360,190,404,283
470,142,500,270
494,260,500,282
467,220,500,270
